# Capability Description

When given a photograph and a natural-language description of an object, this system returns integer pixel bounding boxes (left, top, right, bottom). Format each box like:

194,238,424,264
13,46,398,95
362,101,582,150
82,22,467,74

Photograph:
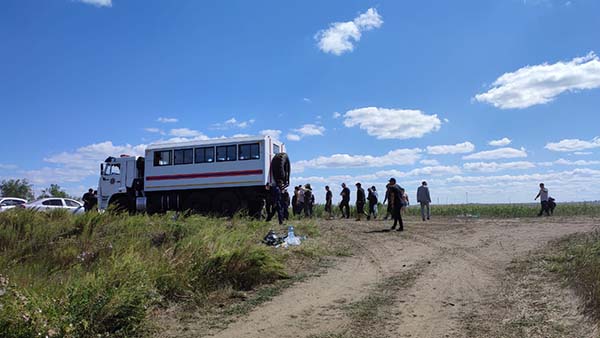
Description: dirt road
202,217,598,338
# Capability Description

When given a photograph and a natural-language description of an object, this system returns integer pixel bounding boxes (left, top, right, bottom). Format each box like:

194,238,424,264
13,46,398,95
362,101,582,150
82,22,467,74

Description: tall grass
0,209,318,338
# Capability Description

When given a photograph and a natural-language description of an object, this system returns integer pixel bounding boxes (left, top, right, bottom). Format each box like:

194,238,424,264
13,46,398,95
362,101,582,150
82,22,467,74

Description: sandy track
205,217,597,338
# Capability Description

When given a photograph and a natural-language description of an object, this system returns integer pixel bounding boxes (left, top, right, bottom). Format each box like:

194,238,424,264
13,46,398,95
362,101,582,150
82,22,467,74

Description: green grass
0,209,322,338
543,230,600,323
306,202,600,219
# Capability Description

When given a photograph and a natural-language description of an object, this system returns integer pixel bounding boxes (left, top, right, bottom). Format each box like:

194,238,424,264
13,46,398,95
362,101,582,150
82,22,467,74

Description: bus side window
273,144,280,154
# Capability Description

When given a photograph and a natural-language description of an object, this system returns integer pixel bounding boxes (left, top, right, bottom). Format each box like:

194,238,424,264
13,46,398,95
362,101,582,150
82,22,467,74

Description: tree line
0,178,75,200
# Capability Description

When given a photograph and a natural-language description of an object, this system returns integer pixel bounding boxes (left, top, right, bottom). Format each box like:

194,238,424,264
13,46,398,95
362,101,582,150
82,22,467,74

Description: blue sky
1,0,599,203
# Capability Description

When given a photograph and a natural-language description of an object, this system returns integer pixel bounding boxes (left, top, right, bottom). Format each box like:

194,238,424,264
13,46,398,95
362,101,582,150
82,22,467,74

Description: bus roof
146,135,282,151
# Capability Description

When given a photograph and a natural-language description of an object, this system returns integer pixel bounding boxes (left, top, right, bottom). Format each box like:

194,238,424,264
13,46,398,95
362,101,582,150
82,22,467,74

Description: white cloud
554,158,600,166
488,137,512,147
545,137,600,152
286,133,301,141
463,147,528,160
378,166,462,178
426,142,475,155
259,129,282,139
475,52,600,109
76,0,112,7
169,128,208,138
213,117,255,130
294,124,325,136
343,107,442,140
303,98,312,103
332,112,341,119
144,128,165,135
463,161,536,172
157,117,178,123
293,148,422,172
420,159,440,166
574,152,593,155
315,8,383,55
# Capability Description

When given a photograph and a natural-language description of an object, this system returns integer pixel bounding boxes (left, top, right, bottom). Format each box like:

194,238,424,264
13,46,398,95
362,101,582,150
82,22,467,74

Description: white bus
98,135,289,215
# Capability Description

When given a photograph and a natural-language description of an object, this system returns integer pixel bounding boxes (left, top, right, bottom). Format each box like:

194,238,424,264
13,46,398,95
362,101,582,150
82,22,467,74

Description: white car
0,197,28,212
23,198,85,214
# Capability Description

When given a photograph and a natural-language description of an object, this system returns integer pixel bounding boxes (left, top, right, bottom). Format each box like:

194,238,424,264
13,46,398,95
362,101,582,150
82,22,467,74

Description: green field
0,210,325,338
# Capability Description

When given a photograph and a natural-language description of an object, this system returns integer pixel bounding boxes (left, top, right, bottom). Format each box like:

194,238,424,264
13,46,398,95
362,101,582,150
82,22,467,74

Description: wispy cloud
315,8,383,55
157,117,178,123
294,148,422,173
426,142,475,155
259,129,282,139
463,161,535,172
213,117,255,130
475,52,600,109
286,124,325,141
76,0,112,7
463,147,527,160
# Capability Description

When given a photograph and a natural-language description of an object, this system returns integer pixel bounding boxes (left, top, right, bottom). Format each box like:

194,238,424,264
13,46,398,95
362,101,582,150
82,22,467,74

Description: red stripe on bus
146,169,264,181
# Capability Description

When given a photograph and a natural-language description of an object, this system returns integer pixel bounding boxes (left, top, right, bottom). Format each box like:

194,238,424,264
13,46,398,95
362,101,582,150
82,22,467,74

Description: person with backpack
535,183,551,216
388,178,404,231
367,186,378,220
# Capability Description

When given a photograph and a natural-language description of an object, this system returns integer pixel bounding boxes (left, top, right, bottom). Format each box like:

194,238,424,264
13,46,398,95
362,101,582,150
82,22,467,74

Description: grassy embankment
0,209,334,338
544,229,600,325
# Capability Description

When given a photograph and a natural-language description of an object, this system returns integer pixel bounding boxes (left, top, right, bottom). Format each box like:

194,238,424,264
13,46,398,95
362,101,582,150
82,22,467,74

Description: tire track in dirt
185,217,598,338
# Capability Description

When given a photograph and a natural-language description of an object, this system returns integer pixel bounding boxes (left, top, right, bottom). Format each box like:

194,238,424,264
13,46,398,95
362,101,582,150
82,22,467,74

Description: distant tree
39,184,70,199
0,179,35,200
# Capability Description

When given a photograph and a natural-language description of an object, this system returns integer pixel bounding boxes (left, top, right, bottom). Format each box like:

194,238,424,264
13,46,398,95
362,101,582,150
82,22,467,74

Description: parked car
0,197,28,212
23,198,85,214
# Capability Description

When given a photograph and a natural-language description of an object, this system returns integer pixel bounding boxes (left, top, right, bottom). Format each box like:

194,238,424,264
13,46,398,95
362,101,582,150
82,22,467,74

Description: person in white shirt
534,183,550,216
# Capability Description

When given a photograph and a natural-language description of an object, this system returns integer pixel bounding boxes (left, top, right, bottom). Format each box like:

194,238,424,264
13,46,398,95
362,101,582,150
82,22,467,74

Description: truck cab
98,155,143,211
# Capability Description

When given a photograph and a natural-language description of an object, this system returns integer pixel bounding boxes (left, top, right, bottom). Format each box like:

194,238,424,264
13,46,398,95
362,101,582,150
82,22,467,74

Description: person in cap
355,183,366,221
387,178,404,231
339,183,350,219
417,181,431,221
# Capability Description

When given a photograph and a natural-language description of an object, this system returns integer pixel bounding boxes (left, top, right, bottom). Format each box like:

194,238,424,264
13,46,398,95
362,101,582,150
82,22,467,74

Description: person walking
355,183,366,221
367,186,378,220
535,183,551,216
266,183,284,225
388,178,404,231
282,188,290,220
304,184,314,217
382,186,392,220
82,188,94,212
339,183,350,219
417,181,431,221
325,186,333,219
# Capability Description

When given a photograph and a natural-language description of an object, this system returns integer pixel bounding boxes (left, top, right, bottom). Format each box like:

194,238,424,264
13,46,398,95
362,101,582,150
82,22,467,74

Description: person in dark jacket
325,186,333,219
387,178,404,231
304,184,314,217
382,188,392,220
82,188,94,212
282,188,290,220
339,183,350,219
291,186,298,216
355,183,366,221
266,183,284,225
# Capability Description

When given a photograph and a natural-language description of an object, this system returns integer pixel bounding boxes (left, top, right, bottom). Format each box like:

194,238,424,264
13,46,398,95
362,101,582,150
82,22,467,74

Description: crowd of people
264,178,433,231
